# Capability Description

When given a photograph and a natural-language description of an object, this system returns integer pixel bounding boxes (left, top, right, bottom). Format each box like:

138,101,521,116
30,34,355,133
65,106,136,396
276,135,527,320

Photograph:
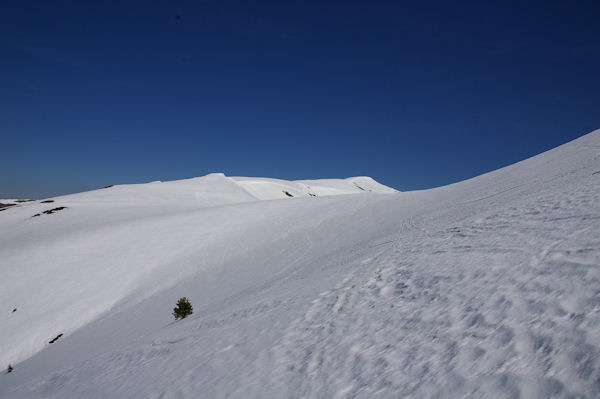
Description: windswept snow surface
0,174,394,367
1,131,600,398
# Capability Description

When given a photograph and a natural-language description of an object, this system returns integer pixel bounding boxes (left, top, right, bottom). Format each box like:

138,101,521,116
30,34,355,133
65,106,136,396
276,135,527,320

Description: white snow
0,174,395,369
1,131,599,398
231,175,396,199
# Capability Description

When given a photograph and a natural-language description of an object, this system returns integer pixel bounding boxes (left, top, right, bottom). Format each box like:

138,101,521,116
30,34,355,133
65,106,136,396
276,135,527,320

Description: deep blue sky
1,0,599,198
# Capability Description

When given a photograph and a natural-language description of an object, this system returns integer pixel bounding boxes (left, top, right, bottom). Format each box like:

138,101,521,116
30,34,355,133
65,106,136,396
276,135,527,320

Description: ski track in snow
273,180,600,398
2,131,600,398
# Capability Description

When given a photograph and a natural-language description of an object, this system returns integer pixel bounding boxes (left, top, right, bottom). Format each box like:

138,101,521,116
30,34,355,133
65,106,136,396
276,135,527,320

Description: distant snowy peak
132,173,397,201
2,174,396,213
231,175,397,200
48,173,396,206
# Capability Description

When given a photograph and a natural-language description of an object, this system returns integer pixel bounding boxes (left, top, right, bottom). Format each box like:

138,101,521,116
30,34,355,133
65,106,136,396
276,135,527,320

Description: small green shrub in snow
173,297,193,320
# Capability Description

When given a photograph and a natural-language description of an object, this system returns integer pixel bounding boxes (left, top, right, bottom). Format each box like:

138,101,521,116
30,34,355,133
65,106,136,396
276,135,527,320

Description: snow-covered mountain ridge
1,130,599,398
0,174,396,368
2,174,395,214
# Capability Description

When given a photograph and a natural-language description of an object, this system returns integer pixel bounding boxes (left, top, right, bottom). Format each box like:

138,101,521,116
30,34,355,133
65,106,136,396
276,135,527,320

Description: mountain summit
1,131,599,398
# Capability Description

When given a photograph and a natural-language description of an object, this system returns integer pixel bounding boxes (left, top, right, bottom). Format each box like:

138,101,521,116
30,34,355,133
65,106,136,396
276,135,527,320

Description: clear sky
1,0,599,198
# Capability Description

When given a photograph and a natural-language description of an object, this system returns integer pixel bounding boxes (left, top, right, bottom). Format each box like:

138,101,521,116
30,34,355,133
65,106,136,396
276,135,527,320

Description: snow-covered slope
1,131,599,398
232,175,396,199
0,174,395,368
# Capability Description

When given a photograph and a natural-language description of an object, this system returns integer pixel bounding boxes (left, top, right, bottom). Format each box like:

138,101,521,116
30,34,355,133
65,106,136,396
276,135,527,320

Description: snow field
0,174,395,369
1,130,599,398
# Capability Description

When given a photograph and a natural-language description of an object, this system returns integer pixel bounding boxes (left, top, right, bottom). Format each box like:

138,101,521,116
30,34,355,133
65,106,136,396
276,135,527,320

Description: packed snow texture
1,131,599,398
0,174,395,367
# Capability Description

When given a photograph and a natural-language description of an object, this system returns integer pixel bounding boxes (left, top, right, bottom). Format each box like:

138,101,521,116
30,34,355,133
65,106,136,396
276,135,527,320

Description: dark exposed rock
49,333,63,344
42,207,67,215
32,207,67,217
